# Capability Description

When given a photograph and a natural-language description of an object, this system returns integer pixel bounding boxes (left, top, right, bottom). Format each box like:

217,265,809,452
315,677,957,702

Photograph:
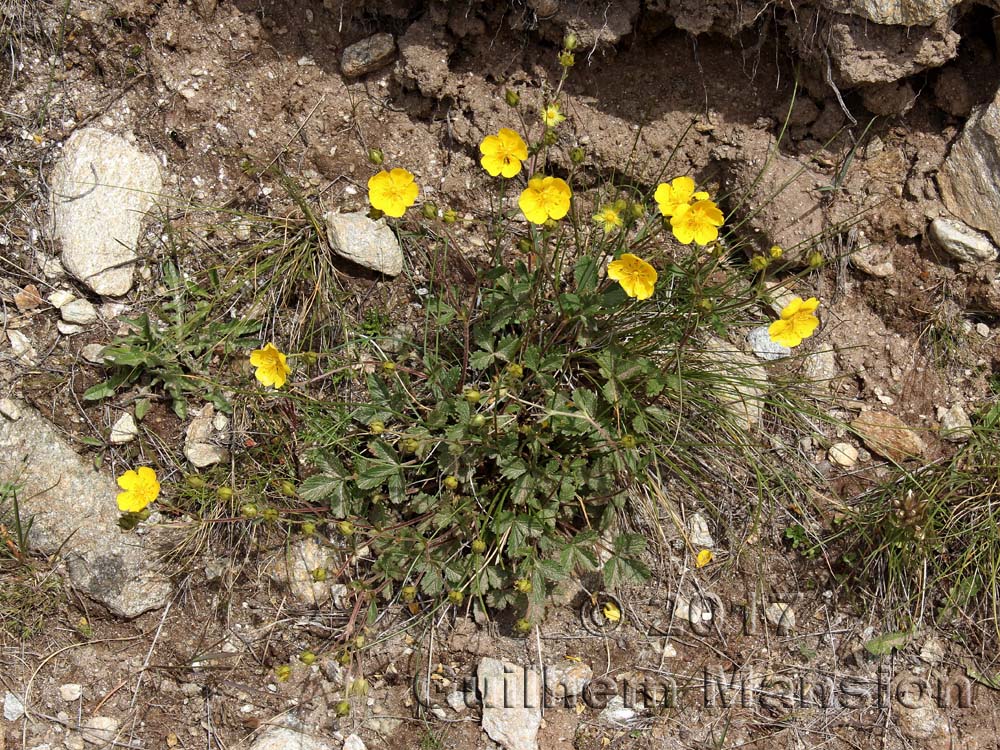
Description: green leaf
134,399,150,421
574,256,599,293
83,381,117,401
603,554,651,587
864,631,910,656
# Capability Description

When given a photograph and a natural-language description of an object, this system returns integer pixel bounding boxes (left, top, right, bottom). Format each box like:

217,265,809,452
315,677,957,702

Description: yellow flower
367,168,419,218
769,245,783,259
607,253,657,300
518,176,572,224
696,549,713,568
479,128,528,178
542,103,566,128
593,206,623,233
603,601,622,622
654,176,709,217
116,466,160,513
670,199,725,245
250,343,292,389
768,297,820,348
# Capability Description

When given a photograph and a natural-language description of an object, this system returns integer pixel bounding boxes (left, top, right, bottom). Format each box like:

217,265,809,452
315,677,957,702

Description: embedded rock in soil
479,657,541,750
860,80,917,116
747,325,790,361
939,91,1000,246
851,411,926,462
0,402,171,617
50,127,162,297
183,403,228,468
819,0,964,25
791,11,959,86
828,442,859,468
244,726,334,750
929,218,999,263
82,717,120,745
60,298,99,325
266,538,346,607
323,212,404,276
653,0,768,36
341,33,396,78
535,0,640,47
109,413,138,444
938,403,973,442
850,243,895,277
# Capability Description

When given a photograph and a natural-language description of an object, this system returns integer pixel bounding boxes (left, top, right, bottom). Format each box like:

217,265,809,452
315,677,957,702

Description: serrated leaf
864,630,910,656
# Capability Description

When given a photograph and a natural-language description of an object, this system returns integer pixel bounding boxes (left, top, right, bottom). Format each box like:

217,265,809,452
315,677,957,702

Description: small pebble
975,322,990,337
828,442,858,468
60,684,83,702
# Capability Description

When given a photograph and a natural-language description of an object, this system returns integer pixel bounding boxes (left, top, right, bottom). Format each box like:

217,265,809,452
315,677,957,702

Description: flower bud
275,664,292,682
401,585,417,602
401,437,421,454
464,389,481,404
749,255,769,272
367,148,384,165
769,245,783,259
442,208,458,224
280,480,297,497
563,32,579,51
368,207,384,220
514,618,532,634
301,521,316,536
447,590,464,605
471,539,486,554
335,700,351,717
217,486,234,501
517,238,533,254
381,361,396,372
507,363,524,379
514,578,532,593
543,129,558,146
443,475,459,490
337,520,355,536
300,351,319,366
570,146,585,164
261,507,279,523
807,250,824,268
240,502,258,518
558,51,575,68
370,420,385,435
505,88,520,107
299,650,317,666
621,434,637,450
421,202,438,220
312,567,328,582
471,414,487,428
186,475,206,489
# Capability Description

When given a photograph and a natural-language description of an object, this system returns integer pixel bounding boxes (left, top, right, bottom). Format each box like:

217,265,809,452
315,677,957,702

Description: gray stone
342,736,366,750
599,695,636,725
266,538,345,606
8,330,36,364
544,662,592,701
819,0,964,25
976,322,990,337
109,413,138,444
478,657,541,750
687,512,714,548
81,344,108,364
0,398,23,420
0,402,171,617
938,404,973,442
850,244,895,277
324,212,404,276
47,290,75,308
51,127,162,296
59,684,83,702
57,321,84,336
699,336,769,431
183,404,228,467
747,325,790,361
245,726,334,750
939,93,1000,247
446,690,468,712
765,602,796,631
803,348,838,386
930,218,999,263
81,716,119,745
828,442,859,468
341,33,396,77
3,691,24,721
60,298,98,325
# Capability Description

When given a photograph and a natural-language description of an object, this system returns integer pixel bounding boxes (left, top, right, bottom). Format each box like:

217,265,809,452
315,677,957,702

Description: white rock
57,321,85,335
324,212,404,276
81,716,119,745
0,398,22,420
266,538,343,606
919,637,946,665
59,684,83,701
976,322,990,337
183,404,228,467
938,404,973,442
47,290,75,308
747,325,790,361
699,336,768,431
687,512,714,548
765,602,795,632
446,690,468,713
8,330,36,363
60,298,98,325
828,442,859,468
81,344,108,364
244,726,334,750
930,217,999,263
850,244,895,277
110,413,138,444
819,0,961,25
3,691,24,720
803,348,838,385
599,695,636,725
342,735,366,750
50,127,162,296
478,657,541,750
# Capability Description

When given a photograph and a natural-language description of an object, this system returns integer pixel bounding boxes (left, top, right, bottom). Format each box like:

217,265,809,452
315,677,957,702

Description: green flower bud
507,363,524,379
337,520,355,536
471,539,486,554
443,208,458,224
312,567,328,582
447,590,464,605
381,361,396,372
464,389,481,404
505,88,520,107
471,414,487,428
401,437,420,455
543,129,558,146
240,503,258,518
570,147,585,164
370,420,385,435
261,507,279,523
514,578,532,593
299,650,317,666
558,51,575,68
514,618,533,634
367,148,384,165
369,207,384,220
401,585,417,602
749,255,769,272
443,475,459,491
621,434,637,450
421,202,438,220
808,250,824,268
185,475,206,489
301,351,319,367
563,32,579,51
517,238,533,254
335,700,351,717
216,486,234,501
275,664,292,682
301,521,317,536
280,480,297,497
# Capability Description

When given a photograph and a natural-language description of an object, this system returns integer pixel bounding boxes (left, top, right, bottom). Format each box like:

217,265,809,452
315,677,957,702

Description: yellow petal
117,469,138,491
602,601,621,622
696,549,713,568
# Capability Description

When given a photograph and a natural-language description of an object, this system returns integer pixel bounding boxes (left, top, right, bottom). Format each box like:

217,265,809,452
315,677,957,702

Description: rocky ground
2,1,1000,749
